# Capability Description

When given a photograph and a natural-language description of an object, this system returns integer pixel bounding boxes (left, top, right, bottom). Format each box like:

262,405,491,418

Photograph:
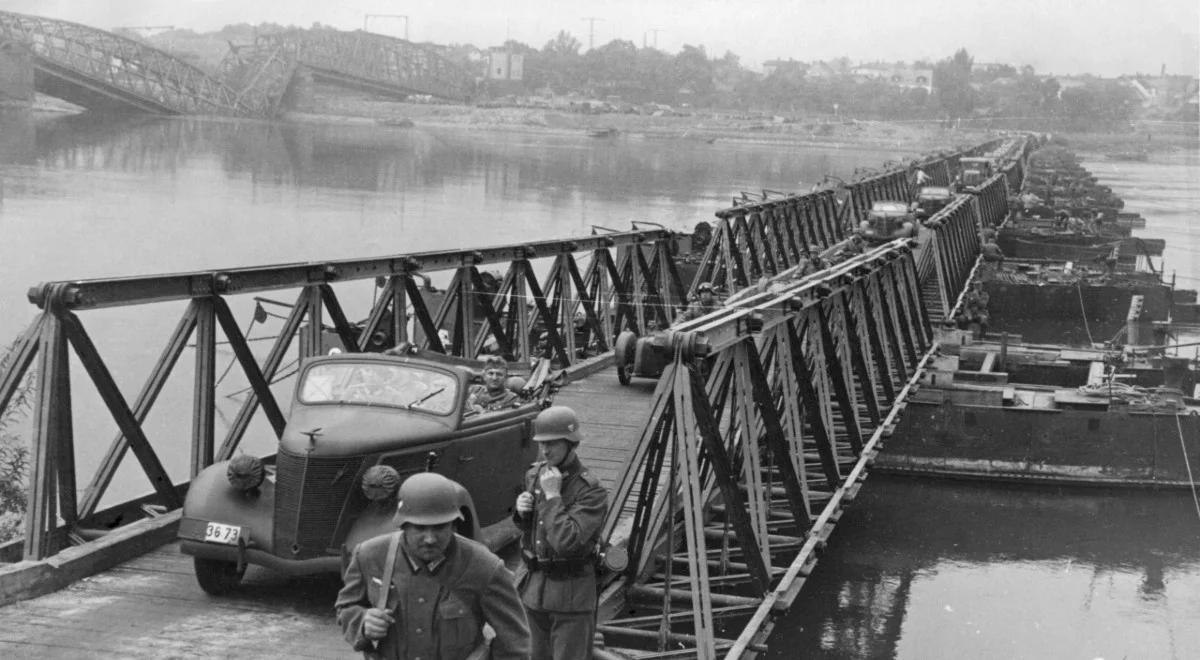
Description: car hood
280,404,455,456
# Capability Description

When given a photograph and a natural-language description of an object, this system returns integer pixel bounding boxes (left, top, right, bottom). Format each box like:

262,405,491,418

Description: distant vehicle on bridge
178,349,544,595
858,200,918,244
913,185,956,221
959,156,996,188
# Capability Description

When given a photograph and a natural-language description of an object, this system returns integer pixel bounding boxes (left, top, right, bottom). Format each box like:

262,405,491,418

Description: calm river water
1,110,1197,659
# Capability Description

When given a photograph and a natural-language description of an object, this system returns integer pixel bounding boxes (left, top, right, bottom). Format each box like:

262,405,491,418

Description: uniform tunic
467,384,518,411
514,453,609,659
336,533,530,660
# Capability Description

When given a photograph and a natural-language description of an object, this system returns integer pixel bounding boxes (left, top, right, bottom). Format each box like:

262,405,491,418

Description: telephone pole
581,16,602,51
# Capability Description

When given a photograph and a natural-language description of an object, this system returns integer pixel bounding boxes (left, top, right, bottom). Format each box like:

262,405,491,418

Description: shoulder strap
373,531,402,609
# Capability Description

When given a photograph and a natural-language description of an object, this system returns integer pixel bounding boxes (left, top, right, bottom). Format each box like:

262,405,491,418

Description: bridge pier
0,41,33,107
278,66,315,113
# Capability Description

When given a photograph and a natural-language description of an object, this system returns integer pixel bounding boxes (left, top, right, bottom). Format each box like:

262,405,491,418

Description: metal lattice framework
0,228,694,561
0,11,253,116
691,189,846,298
221,29,475,116
597,241,934,658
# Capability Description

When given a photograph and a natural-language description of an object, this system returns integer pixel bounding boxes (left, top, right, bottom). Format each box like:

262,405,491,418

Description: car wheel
616,361,631,385
194,556,245,595
615,331,637,386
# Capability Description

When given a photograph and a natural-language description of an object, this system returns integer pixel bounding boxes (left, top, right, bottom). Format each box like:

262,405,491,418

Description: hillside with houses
127,24,1199,131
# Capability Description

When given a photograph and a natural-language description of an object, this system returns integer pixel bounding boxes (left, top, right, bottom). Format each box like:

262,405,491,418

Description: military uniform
336,532,530,660
514,453,609,660
467,384,518,412
677,298,719,323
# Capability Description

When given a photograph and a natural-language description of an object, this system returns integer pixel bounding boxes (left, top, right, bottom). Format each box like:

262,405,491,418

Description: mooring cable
1075,281,1095,345
1176,414,1200,525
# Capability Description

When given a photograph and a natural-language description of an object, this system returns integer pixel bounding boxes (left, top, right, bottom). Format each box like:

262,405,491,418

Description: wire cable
1075,281,1095,345
1176,413,1200,526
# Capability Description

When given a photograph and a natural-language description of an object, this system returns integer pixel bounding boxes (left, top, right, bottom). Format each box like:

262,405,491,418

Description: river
1,110,1197,658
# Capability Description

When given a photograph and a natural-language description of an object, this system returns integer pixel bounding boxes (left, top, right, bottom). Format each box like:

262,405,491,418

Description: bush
0,338,33,544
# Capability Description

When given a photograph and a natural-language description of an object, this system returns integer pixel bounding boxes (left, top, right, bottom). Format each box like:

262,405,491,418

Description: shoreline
28,92,1196,155
281,101,993,154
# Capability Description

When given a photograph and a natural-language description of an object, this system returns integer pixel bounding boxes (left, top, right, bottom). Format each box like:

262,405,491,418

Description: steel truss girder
601,241,929,658
693,189,843,299
6,230,688,559
0,10,252,116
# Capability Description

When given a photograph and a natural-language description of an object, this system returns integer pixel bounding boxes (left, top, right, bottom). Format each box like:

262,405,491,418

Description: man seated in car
467,355,518,414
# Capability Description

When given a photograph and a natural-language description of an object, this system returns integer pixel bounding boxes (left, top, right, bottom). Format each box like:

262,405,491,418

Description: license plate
203,522,241,545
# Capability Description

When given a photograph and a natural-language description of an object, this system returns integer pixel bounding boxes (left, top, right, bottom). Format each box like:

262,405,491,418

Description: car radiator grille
273,450,364,558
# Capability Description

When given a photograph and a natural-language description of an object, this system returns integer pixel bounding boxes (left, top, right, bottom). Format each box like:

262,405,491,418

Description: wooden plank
0,541,352,659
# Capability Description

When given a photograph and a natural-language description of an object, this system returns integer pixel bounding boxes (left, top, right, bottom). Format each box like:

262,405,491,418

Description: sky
6,0,1198,77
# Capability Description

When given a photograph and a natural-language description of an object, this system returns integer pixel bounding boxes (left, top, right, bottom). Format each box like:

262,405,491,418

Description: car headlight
226,454,265,492
361,464,402,502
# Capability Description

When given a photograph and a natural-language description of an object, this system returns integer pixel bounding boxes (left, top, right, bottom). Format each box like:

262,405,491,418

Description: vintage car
178,349,544,595
914,185,956,220
959,156,995,187
858,200,918,245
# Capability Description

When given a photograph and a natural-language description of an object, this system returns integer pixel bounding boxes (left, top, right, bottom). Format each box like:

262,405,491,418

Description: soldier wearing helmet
676,281,720,324
513,406,610,660
336,472,531,660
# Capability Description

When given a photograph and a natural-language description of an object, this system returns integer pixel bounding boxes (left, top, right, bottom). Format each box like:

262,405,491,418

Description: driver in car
467,356,518,413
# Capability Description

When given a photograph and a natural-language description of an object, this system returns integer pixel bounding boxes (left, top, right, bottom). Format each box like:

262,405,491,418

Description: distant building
851,63,932,93
970,62,1010,75
487,49,523,81
805,61,838,79
762,58,806,77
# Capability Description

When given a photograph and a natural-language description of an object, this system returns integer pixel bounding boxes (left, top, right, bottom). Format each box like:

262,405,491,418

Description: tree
538,31,584,93
934,47,976,118
672,44,714,101
543,30,581,57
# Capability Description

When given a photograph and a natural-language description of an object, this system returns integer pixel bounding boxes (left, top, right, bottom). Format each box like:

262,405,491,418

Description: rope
223,357,300,398
1075,281,1095,345
215,315,258,386
1176,414,1200,525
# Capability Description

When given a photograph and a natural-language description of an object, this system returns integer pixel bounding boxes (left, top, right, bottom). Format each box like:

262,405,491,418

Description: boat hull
878,401,1200,487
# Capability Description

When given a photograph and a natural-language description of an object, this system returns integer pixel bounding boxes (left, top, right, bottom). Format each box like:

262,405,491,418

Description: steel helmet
394,472,465,526
532,405,583,445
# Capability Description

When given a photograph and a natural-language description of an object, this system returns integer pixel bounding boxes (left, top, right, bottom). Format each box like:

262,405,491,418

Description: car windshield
870,201,909,214
299,362,459,414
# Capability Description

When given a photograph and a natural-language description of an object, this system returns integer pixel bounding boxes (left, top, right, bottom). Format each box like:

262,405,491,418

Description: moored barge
877,331,1200,487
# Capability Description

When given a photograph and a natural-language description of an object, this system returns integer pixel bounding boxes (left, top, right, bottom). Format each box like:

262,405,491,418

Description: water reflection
771,476,1200,659
1,110,876,206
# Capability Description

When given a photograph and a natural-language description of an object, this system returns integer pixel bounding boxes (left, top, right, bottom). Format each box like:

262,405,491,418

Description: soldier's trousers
526,607,595,660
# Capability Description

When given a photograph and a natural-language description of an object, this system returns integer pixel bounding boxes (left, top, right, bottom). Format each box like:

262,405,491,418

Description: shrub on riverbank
0,340,31,544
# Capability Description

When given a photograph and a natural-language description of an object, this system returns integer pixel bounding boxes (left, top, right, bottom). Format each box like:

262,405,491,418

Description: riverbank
284,97,992,154
285,98,1200,158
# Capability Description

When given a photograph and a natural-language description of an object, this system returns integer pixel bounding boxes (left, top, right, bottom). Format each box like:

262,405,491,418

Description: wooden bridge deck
0,366,658,659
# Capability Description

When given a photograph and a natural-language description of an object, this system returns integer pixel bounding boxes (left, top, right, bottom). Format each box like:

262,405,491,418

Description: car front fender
178,460,276,554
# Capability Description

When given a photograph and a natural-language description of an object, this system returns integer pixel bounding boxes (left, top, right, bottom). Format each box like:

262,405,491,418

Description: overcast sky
8,0,1199,77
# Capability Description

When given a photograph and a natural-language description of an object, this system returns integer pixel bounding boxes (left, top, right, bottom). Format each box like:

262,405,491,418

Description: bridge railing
0,11,252,116
917,172,1011,321
0,229,695,561
843,168,912,228
596,240,930,658
689,189,845,298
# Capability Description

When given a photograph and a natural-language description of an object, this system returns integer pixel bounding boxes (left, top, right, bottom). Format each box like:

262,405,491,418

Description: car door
448,405,539,526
